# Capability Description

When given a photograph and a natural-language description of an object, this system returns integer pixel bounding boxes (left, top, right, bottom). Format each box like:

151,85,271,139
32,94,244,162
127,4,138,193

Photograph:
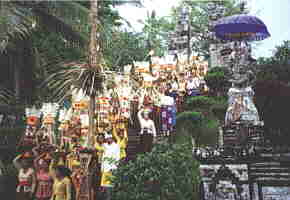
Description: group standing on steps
14,57,208,200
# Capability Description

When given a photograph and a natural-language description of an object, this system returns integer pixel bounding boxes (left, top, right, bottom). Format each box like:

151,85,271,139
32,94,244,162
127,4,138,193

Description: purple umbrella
214,14,270,41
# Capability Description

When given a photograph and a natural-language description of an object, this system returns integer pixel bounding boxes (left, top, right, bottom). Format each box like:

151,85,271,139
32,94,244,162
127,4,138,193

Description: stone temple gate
195,121,290,200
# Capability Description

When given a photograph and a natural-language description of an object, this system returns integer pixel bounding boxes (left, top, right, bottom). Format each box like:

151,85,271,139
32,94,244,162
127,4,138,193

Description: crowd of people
14,57,208,200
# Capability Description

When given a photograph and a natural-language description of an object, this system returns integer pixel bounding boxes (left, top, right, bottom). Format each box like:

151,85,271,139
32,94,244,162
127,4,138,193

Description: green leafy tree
185,96,216,113
103,31,148,70
0,1,89,105
256,40,290,85
175,111,204,144
43,1,142,147
140,11,174,57
204,67,231,97
273,40,290,64
254,80,290,145
0,1,142,105
111,142,200,200
175,111,218,146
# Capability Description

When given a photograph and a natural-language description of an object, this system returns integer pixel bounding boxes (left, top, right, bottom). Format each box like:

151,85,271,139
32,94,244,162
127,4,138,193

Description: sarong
139,133,153,153
161,105,176,132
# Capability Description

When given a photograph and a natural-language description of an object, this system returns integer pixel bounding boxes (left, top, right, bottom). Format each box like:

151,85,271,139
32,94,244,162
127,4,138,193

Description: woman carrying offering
13,152,36,200
112,127,128,161
34,153,53,200
50,163,72,200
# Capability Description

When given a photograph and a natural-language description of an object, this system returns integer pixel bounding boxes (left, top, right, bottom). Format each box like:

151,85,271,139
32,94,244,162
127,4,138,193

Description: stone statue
225,67,260,125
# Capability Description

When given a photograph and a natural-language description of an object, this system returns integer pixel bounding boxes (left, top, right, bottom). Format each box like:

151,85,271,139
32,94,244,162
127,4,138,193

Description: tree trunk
88,94,95,147
14,53,21,104
89,0,101,71
87,0,100,148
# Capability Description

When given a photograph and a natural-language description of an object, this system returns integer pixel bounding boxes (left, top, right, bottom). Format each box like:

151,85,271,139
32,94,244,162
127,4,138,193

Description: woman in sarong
34,153,53,200
138,108,157,153
13,152,36,200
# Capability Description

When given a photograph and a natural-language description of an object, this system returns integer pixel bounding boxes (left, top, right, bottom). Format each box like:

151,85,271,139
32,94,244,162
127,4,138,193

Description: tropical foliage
140,11,174,57
254,80,290,145
0,1,145,104
185,96,216,112
103,31,148,70
256,41,290,85
111,142,200,200
204,67,231,97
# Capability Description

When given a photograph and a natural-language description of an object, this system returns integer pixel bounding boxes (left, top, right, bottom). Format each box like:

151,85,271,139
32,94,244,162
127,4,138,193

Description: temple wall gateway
196,150,290,200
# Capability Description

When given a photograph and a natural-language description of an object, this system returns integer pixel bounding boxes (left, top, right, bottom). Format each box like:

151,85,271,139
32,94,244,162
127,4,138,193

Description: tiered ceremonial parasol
214,14,270,41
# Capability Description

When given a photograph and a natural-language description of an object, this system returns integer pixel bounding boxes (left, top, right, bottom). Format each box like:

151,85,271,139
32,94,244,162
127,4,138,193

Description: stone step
126,127,141,161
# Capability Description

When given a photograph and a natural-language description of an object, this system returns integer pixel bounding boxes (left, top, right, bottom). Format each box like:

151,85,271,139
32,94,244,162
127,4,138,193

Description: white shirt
138,110,157,137
102,142,121,172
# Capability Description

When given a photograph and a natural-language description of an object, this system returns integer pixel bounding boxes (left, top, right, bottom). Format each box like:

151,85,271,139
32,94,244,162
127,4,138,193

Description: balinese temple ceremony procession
13,54,208,200
0,0,290,200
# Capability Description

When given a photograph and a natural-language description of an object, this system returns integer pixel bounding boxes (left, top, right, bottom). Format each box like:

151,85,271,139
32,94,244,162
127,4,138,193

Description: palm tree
0,1,91,105
87,0,102,147
43,0,142,147
1,0,142,103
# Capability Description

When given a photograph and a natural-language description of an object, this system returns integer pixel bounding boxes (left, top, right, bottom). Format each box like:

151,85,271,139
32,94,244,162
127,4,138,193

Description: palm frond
43,63,104,103
30,2,88,47
0,2,35,52
0,87,14,105
4,1,90,51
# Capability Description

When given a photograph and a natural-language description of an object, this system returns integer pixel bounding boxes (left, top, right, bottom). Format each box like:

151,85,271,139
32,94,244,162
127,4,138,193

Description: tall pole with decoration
169,5,191,68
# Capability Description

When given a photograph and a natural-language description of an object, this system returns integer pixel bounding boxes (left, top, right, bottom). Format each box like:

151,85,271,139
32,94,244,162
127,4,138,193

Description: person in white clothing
101,134,121,200
13,152,36,200
186,75,201,96
138,108,157,153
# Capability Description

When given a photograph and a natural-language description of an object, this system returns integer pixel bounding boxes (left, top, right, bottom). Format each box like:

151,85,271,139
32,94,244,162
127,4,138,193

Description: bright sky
118,0,290,58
